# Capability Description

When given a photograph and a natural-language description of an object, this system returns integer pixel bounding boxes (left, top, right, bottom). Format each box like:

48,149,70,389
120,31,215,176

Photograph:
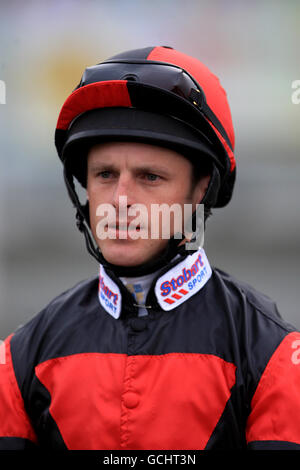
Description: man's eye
145,173,160,182
98,171,111,179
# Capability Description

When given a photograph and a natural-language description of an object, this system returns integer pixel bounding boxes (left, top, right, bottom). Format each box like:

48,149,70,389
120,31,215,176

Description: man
0,46,300,450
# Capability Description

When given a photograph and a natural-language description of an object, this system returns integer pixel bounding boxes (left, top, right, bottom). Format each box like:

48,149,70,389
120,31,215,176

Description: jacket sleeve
0,334,38,449
246,331,300,450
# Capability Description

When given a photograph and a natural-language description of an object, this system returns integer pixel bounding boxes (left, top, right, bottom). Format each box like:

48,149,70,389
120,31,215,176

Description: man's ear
193,174,211,205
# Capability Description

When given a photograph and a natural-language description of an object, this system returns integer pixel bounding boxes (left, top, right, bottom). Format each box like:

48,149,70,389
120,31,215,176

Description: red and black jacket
1,248,300,450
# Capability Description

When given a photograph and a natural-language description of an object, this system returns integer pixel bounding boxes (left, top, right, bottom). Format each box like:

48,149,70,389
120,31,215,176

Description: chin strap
63,162,220,277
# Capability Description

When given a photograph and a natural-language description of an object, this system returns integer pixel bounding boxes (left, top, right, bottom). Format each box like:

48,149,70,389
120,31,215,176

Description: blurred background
0,0,299,338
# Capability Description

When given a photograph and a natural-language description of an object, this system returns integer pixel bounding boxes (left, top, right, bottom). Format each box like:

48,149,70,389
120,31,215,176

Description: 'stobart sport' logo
155,249,212,310
99,274,119,306
160,253,204,298
98,270,121,319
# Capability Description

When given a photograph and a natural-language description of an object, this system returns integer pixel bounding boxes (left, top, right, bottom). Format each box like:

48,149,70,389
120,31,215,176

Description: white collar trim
98,266,122,319
98,248,212,318
154,248,212,311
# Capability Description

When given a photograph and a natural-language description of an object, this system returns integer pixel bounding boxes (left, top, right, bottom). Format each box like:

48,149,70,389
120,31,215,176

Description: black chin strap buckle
76,210,85,232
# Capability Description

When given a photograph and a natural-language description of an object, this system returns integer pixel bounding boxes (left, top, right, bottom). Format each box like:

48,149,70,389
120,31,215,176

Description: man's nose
112,173,135,209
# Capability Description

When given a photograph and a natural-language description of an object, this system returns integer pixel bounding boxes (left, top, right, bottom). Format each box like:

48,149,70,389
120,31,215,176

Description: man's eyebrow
88,163,117,173
88,162,171,175
133,165,170,176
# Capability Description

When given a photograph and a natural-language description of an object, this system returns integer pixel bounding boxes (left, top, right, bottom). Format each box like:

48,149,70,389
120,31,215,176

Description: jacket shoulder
9,276,99,391
15,275,98,334
211,266,296,332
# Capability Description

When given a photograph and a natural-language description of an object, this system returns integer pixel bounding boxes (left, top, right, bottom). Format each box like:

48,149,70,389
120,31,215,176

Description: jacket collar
98,248,212,319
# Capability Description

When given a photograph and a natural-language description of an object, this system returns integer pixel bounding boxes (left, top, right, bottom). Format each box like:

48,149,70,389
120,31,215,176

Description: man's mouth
104,222,145,237
111,224,141,231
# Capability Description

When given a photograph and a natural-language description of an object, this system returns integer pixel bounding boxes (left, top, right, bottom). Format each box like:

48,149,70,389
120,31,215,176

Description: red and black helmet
54,46,236,273
55,45,235,206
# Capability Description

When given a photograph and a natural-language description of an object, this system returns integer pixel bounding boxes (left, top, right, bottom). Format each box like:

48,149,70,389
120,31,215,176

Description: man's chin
98,239,167,268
